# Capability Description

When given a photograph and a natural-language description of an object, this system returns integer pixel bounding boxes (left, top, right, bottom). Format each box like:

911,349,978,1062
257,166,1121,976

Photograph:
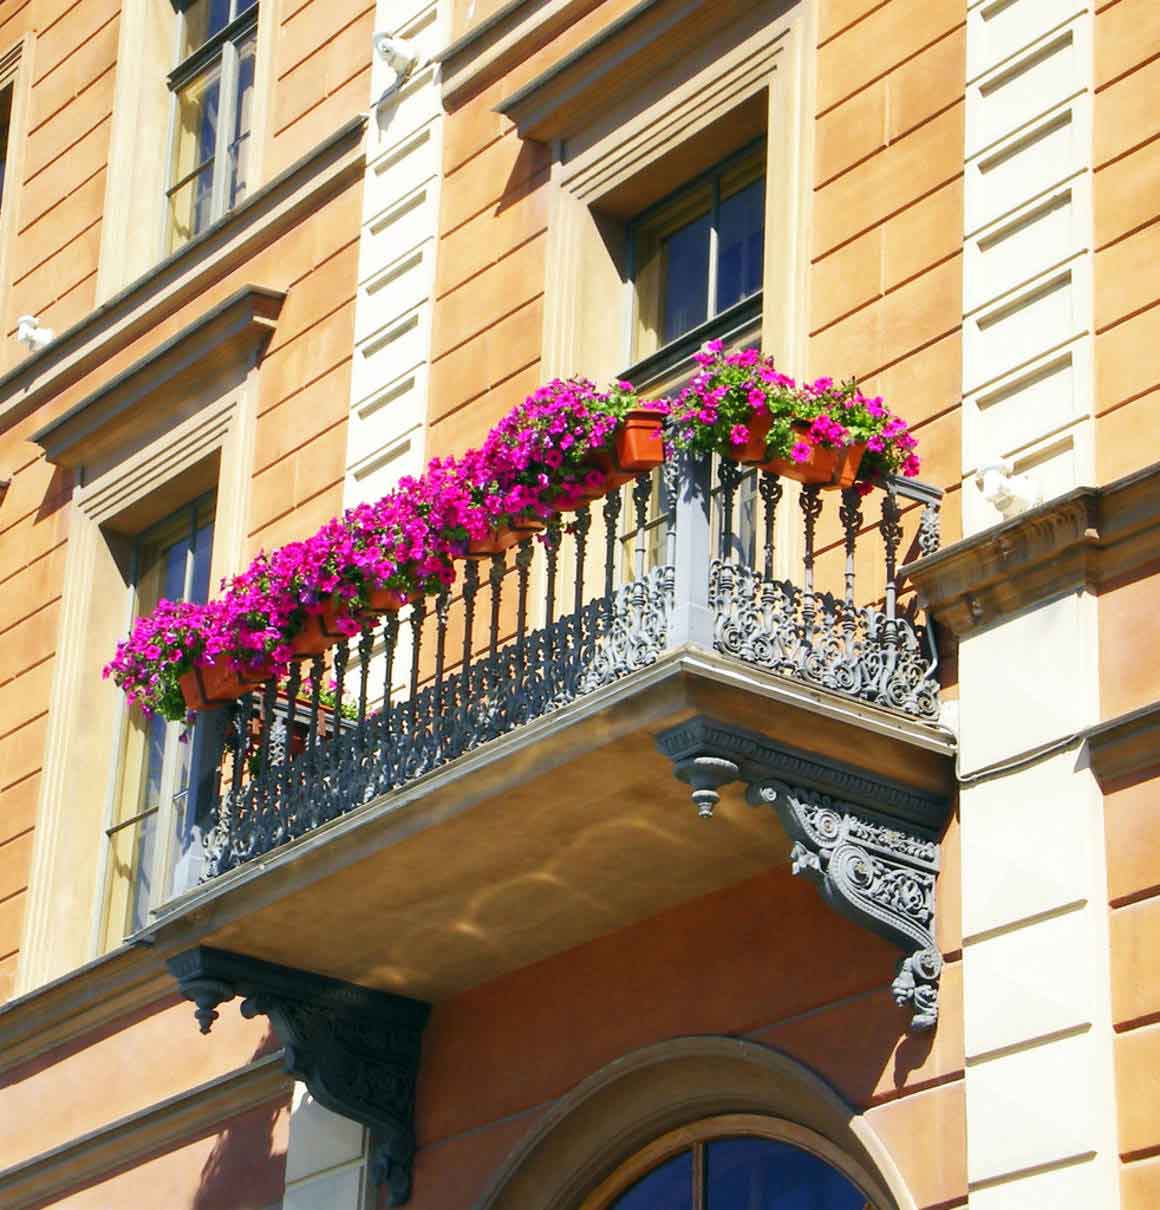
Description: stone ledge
903,462,1160,636
1087,701,1160,789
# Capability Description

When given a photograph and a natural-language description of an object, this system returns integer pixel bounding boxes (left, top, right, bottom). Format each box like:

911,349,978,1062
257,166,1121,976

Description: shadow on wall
192,1031,289,1210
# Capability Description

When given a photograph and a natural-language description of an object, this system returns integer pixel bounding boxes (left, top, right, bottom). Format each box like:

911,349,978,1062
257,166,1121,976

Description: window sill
622,291,762,392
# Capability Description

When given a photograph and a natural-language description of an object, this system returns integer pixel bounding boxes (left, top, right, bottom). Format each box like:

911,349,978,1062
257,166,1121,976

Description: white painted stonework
961,0,1095,535
279,7,447,1203
344,1,446,511
957,4,1118,1207
282,1085,370,1210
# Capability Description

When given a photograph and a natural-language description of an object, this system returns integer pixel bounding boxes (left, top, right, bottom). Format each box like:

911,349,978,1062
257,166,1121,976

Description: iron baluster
572,504,591,690
799,485,823,671
839,486,864,664
432,585,450,757
514,539,532,722
486,553,505,735
281,659,301,827
378,612,399,793
356,627,372,726
881,486,902,688
408,598,426,740
459,560,479,745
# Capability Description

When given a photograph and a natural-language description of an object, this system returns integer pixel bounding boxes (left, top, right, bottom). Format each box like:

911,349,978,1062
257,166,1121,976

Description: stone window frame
95,0,278,302
16,289,279,994
476,1036,914,1210
535,0,817,395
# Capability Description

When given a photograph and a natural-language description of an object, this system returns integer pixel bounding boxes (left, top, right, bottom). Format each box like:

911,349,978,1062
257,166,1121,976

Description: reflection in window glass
108,495,216,946
716,177,765,314
630,145,765,360
611,1152,693,1210
706,1138,867,1210
662,212,711,344
166,0,258,252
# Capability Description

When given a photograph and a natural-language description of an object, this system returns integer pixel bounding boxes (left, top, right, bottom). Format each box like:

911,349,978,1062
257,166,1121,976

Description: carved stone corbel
747,781,942,1030
168,947,429,1204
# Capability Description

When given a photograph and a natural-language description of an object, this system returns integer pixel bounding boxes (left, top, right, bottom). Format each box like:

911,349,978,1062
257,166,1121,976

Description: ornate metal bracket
747,781,942,1031
657,717,948,1032
167,947,430,1204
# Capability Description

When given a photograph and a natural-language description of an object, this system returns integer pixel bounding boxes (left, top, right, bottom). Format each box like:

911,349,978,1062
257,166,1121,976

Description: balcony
200,458,945,879
153,456,954,1046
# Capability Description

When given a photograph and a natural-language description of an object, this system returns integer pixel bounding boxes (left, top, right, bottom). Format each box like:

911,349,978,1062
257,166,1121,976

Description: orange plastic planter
762,425,867,490
730,410,773,465
290,600,345,658
614,408,665,471
466,515,546,557
180,657,273,711
363,586,423,613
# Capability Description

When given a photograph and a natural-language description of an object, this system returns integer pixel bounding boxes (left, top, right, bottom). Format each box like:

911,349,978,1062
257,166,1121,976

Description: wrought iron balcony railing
199,457,943,881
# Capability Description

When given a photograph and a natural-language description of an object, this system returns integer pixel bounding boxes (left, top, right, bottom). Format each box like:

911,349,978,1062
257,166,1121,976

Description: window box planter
614,407,665,472
180,657,273,711
291,601,346,658
466,515,546,557
759,422,867,490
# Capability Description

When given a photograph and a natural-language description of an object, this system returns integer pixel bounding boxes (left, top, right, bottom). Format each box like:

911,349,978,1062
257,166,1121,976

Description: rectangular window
630,143,765,362
165,0,257,253
102,493,216,946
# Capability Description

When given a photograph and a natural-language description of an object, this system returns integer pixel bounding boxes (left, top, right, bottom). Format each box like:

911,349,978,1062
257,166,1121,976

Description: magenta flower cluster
103,378,662,721
667,342,921,484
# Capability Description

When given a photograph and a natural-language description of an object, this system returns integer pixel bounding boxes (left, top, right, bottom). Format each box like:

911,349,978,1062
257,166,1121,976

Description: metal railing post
667,453,715,650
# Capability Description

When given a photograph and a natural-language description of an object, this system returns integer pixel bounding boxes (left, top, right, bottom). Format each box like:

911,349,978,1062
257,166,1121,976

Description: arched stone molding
473,1036,916,1210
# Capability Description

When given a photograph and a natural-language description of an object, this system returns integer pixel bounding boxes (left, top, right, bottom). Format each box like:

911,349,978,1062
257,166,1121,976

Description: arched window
585,1117,878,1210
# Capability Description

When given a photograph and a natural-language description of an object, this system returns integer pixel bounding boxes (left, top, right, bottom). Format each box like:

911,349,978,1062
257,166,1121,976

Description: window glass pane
126,809,158,934
191,507,215,603
661,211,710,344
632,183,711,359
706,1139,868,1210
167,162,216,251
179,0,233,59
716,175,765,314
612,1151,693,1210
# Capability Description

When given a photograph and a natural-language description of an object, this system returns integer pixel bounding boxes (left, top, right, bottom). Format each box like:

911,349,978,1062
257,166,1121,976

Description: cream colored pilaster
957,10,1115,1204
961,0,1096,531
343,0,447,510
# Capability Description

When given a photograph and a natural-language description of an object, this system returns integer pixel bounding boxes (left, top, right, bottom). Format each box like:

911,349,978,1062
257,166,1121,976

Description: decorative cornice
168,948,430,1205
0,1053,290,1210
0,943,170,1076
903,462,1160,635
0,115,365,436
493,0,766,141
436,0,606,108
1086,701,1160,788
656,715,949,831
31,286,284,467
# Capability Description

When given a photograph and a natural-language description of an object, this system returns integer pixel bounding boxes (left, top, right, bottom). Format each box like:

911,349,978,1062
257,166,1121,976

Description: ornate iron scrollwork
167,947,430,1204
746,781,942,1031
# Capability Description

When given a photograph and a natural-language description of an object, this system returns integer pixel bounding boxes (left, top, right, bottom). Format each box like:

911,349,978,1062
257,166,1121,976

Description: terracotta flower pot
614,408,665,472
363,585,423,613
586,449,636,490
729,409,773,465
180,657,273,712
290,600,345,658
466,515,546,557
760,422,867,489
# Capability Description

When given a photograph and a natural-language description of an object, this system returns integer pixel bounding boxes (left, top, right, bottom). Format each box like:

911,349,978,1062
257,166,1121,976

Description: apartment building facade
0,1,1157,1209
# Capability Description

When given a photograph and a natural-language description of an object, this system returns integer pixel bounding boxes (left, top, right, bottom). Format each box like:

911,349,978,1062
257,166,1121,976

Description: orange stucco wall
43,1098,291,1210
395,860,966,1210
1093,0,1160,486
